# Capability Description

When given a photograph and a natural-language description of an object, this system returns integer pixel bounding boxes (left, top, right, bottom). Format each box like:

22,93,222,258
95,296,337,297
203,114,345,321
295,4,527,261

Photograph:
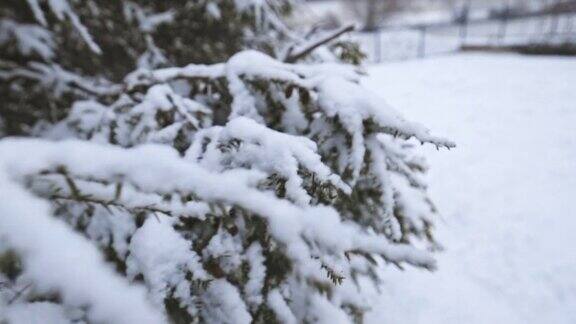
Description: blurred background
295,0,576,62
293,1,576,324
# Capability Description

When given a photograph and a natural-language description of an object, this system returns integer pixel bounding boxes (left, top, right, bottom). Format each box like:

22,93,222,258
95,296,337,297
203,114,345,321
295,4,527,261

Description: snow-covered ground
364,53,576,323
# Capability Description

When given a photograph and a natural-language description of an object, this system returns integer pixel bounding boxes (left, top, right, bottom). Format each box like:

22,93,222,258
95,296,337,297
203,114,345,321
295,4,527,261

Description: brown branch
50,193,174,218
7,283,33,305
42,168,174,217
284,24,355,63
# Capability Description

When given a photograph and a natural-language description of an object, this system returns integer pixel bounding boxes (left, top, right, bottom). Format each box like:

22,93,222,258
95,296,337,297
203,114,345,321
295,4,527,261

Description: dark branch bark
284,25,355,63
50,194,174,218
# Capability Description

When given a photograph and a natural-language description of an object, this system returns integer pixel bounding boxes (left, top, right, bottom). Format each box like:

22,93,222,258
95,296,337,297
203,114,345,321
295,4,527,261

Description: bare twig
7,283,33,305
284,24,355,63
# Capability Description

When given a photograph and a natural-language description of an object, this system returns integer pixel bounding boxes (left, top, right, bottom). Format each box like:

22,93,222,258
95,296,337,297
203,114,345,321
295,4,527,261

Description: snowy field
364,53,576,323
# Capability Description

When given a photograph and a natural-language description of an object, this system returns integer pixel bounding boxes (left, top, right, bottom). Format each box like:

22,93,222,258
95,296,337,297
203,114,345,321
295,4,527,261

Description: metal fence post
549,0,562,36
374,29,382,63
497,3,509,44
460,19,468,47
566,14,574,34
418,26,426,58
459,0,471,47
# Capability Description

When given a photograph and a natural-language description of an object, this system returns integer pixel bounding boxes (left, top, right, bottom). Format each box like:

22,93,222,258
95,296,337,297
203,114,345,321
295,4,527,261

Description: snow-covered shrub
0,1,453,323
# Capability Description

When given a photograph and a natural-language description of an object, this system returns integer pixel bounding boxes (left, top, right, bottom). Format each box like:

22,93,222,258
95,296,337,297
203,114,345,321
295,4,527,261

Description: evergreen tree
0,1,453,323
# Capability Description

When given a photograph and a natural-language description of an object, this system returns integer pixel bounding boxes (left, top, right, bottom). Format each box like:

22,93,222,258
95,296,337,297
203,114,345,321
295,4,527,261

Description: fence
349,13,576,63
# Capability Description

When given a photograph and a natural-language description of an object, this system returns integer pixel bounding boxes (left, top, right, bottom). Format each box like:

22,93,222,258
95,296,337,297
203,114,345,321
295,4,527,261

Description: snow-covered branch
1,1,452,322
0,162,164,323
0,138,434,269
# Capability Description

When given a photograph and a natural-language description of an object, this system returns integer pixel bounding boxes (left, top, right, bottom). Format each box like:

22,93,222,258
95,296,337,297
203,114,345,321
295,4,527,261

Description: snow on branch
0,19,55,60
29,50,452,191
26,0,101,54
125,64,226,90
0,166,164,323
130,50,454,148
32,172,210,219
1,46,454,161
1,1,451,322
187,117,351,206
0,62,122,98
0,138,435,270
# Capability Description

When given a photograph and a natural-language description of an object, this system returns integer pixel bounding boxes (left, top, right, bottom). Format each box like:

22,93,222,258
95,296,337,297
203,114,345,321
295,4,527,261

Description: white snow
244,242,266,308
0,168,165,323
201,279,252,324
0,20,55,59
0,137,436,322
127,215,208,307
364,53,576,324
187,117,350,205
25,0,101,54
3,302,71,324
267,288,297,324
